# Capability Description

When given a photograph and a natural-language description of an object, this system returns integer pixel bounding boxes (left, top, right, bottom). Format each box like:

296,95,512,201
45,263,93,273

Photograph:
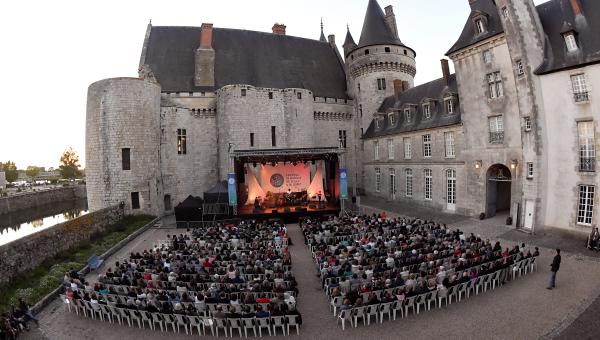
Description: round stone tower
345,0,417,131
86,78,161,215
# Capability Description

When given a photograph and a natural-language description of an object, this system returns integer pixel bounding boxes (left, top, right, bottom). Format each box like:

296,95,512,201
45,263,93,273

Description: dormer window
388,113,396,126
475,19,486,34
375,118,382,129
445,98,455,114
404,109,412,123
564,32,578,52
423,104,431,119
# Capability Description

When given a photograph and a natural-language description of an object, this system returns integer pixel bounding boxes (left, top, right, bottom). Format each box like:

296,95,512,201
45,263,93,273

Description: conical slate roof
343,27,356,47
357,0,404,49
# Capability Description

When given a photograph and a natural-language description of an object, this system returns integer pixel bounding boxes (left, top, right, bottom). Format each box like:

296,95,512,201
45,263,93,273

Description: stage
238,202,340,222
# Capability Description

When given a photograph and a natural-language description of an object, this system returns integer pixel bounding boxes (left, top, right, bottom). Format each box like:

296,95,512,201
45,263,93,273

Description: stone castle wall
0,205,123,284
0,185,86,215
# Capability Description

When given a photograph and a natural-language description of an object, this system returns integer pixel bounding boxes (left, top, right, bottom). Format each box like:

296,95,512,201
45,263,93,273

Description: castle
86,0,600,233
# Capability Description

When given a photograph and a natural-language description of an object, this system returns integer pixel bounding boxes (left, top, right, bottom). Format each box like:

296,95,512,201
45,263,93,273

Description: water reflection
0,199,89,246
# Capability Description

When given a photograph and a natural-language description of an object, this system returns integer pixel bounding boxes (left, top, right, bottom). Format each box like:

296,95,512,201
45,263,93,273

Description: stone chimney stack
441,59,450,85
195,23,215,87
384,5,399,39
328,34,335,45
272,23,286,35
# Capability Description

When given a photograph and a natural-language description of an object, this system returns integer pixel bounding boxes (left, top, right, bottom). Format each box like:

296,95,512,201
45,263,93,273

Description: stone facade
0,205,123,284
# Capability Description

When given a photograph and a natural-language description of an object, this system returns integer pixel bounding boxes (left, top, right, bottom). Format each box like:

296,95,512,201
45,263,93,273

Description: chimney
384,5,399,39
272,23,286,35
195,23,215,87
328,34,335,45
441,59,450,85
393,80,403,97
569,0,582,16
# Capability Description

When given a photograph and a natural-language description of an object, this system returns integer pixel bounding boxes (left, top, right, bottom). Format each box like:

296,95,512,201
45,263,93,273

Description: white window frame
445,132,456,158
446,169,457,205
571,74,589,102
577,185,594,226
405,109,412,123
524,117,532,131
516,60,525,76
374,141,380,160
388,139,394,160
422,134,432,158
487,72,504,99
526,162,534,179
475,19,485,34
578,121,596,172
403,137,412,159
405,168,413,197
483,49,492,64
564,33,578,52
424,169,432,201
445,99,454,114
390,168,396,198
489,116,504,144
389,113,396,126
423,104,431,119
375,168,381,193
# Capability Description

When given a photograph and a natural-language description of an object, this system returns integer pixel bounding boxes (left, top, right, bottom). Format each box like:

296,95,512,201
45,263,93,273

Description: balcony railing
574,91,590,103
489,131,504,144
580,157,596,172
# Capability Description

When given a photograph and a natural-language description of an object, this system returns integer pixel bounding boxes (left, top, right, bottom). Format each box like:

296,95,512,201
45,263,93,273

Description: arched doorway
486,164,512,218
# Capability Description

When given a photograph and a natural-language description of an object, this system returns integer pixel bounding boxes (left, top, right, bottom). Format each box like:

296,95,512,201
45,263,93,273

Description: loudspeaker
271,209,278,214
237,163,246,183
295,207,307,213
329,161,336,179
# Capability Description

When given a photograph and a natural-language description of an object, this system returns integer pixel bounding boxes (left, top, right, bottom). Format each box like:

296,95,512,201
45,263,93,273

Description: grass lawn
0,215,154,313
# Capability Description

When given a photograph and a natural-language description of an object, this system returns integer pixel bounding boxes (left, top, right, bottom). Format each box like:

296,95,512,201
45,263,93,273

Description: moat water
0,198,89,246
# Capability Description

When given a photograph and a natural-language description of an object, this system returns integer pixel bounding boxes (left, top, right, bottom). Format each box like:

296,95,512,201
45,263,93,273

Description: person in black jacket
547,249,561,290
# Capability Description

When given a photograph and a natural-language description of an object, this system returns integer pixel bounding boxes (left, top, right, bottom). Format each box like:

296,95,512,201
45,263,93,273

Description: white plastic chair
242,317,257,337
457,282,468,302
392,300,404,320
107,306,122,325
491,270,502,289
378,302,393,323
151,312,164,332
336,309,352,330
229,318,243,337
404,296,416,316
286,315,300,335
99,304,113,323
426,290,438,310
365,304,379,325
271,316,286,336
163,314,177,333
174,314,189,334
447,285,458,304
187,316,203,336
353,306,367,327
256,317,271,336
330,296,343,316
415,294,427,314
129,310,142,328
214,318,229,337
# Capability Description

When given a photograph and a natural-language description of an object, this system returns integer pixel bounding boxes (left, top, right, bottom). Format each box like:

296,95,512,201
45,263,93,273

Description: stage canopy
174,195,203,221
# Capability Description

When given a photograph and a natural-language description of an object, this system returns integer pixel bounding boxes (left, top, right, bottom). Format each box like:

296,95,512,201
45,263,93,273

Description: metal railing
574,91,590,103
580,157,596,172
489,131,504,144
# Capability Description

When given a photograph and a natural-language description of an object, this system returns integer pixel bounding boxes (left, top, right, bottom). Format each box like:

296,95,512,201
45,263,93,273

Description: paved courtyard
21,201,600,340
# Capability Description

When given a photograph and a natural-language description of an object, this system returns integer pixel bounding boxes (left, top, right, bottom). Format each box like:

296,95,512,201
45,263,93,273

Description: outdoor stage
237,202,340,222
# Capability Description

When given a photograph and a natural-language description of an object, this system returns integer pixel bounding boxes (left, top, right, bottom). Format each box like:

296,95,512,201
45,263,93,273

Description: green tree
25,166,41,182
59,147,82,180
1,161,18,183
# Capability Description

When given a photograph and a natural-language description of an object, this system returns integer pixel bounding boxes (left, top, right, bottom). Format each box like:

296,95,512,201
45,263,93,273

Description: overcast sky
0,0,549,170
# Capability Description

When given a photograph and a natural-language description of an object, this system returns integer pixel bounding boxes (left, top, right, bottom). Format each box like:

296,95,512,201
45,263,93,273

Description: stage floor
238,203,340,222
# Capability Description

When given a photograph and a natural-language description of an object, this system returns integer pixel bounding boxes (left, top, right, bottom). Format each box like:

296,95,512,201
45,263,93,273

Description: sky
0,0,549,170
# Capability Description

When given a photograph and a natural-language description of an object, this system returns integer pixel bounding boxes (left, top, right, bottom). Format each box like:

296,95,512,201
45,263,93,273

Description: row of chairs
335,256,537,330
60,296,300,337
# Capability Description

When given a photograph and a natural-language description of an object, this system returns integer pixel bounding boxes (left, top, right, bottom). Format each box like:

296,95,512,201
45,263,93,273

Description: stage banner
340,168,348,200
260,163,311,193
227,173,237,206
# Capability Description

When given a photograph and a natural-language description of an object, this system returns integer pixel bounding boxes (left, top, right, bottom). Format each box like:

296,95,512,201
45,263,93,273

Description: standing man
547,249,561,290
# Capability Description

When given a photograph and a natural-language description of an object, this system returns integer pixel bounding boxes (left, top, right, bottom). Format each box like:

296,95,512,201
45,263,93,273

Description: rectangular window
405,169,413,197
390,168,396,197
177,129,187,155
388,139,394,160
577,185,594,226
445,132,456,158
524,117,532,131
271,126,276,147
489,116,504,144
424,169,432,201
358,83,361,92
121,148,131,170
339,130,347,148
423,104,431,119
527,162,534,179
241,89,247,97
377,78,387,91
374,141,380,160
483,50,492,64
564,33,578,52
131,192,140,210
404,109,412,123
578,121,596,172
403,138,412,159
422,134,432,158
487,72,504,99
250,133,255,147
359,104,363,117
389,113,395,126
375,168,381,193
375,119,381,129
571,74,589,102
297,92,302,100
268,92,273,99
446,99,454,114
516,60,525,76
475,19,485,34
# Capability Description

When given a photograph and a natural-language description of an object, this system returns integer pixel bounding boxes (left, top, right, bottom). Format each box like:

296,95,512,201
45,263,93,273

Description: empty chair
199,316,215,336
474,276,485,295
529,256,538,272
214,317,229,337
491,270,502,290
174,314,189,334
330,296,343,316
378,302,393,323
415,294,427,314
163,314,177,333
99,304,113,323
256,317,271,336
271,315,286,336
426,290,438,310
365,304,379,325
151,312,164,332
286,315,300,336
392,300,404,320
457,282,468,302
353,306,367,327
337,309,353,330
229,318,243,337
447,285,459,304
187,316,203,336
242,317,257,337
404,296,416,316
129,310,142,328
107,306,122,325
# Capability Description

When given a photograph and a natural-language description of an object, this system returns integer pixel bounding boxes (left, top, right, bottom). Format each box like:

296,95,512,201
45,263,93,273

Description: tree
1,161,18,183
59,147,82,180
25,166,42,182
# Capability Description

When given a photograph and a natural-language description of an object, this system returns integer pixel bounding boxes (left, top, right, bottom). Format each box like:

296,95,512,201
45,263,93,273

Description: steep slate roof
354,0,413,53
535,0,600,74
363,74,461,139
446,0,504,55
144,26,348,98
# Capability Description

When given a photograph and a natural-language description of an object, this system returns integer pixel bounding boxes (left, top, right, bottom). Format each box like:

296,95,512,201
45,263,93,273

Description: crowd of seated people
61,219,302,334
301,213,539,327
0,299,38,340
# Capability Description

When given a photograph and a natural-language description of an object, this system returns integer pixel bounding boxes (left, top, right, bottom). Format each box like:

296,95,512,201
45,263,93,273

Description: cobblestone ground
20,201,600,340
